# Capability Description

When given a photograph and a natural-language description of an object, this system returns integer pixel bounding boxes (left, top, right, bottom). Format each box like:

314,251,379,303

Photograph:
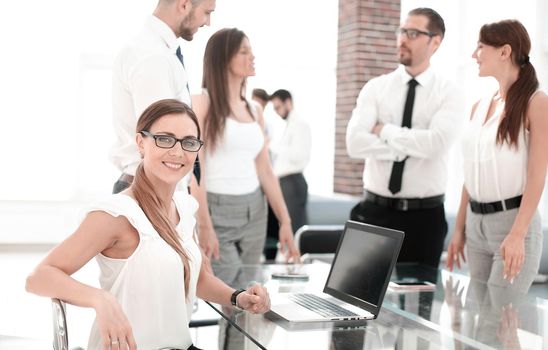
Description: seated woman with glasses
26,99,271,350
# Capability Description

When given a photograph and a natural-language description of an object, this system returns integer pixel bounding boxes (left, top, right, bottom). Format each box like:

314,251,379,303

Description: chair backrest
52,298,69,350
295,225,345,254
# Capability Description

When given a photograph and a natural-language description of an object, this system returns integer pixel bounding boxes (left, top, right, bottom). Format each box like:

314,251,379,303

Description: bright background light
0,0,546,226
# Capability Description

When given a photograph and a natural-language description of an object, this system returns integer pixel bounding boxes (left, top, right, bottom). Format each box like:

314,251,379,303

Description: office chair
52,298,68,350
294,225,345,254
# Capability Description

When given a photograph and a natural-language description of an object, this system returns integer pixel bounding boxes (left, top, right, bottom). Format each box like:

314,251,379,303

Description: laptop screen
324,222,403,313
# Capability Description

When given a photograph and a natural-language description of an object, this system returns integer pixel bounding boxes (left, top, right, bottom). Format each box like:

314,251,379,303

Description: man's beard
398,46,412,66
179,12,195,40
399,56,412,66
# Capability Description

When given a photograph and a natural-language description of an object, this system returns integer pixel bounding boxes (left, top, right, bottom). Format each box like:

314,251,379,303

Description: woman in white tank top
446,20,548,294
191,28,301,274
26,99,271,350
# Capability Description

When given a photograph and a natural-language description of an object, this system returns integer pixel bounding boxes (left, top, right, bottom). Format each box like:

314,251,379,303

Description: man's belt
364,191,445,211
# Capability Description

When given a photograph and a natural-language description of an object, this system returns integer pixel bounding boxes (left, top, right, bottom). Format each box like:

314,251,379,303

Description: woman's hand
497,304,522,350
94,291,137,350
278,222,301,263
446,230,466,271
236,284,271,314
199,226,220,260
500,232,525,283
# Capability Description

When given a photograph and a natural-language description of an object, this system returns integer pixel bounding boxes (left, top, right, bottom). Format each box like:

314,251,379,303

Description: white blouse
86,191,202,350
205,117,264,195
462,93,529,202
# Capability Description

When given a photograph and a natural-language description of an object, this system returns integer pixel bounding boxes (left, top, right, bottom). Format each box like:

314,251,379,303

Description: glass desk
208,263,548,350
0,335,50,349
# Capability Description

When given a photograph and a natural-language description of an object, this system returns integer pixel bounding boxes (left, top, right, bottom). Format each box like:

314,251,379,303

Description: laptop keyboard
288,293,359,318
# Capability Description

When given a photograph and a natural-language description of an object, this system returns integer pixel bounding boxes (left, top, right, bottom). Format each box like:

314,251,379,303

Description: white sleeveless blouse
462,93,529,202
205,106,264,195
86,191,201,350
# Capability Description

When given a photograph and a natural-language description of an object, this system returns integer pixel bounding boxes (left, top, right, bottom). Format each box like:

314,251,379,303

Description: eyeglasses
396,27,435,40
140,131,204,152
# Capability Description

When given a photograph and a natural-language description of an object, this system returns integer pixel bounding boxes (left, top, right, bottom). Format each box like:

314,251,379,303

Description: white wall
0,0,338,202
0,1,547,242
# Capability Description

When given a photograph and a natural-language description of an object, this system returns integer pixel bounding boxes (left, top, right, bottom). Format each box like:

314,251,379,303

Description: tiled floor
0,245,221,349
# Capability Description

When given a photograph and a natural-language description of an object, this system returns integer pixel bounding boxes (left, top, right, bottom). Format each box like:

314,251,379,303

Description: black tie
176,47,191,98
388,78,418,195
176,46,201,185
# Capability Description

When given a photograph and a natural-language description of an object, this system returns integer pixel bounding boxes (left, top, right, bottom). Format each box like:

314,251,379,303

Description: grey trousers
207,188,267,285
465,206,542,293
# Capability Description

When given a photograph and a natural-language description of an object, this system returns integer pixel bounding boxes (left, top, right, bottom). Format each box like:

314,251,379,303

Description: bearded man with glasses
346,7,464,268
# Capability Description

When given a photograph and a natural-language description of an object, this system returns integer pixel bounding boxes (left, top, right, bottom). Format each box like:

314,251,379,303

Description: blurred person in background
252,88,269,109
270,89,311,234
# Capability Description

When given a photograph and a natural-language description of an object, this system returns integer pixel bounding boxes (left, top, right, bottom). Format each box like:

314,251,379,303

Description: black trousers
112,179,131,194
350,200,447,268
264,173,308,260
279,173,308,233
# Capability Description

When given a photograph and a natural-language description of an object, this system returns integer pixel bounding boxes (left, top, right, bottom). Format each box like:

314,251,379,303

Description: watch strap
231,288,246,309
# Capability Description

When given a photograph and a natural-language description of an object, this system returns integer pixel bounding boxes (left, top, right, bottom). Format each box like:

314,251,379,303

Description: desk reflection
206,263,546,350
444,276,541,350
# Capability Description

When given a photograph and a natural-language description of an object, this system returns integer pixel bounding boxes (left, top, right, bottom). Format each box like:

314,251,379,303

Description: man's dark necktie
176,46,201,185
388,78,418,195
175,47,191,97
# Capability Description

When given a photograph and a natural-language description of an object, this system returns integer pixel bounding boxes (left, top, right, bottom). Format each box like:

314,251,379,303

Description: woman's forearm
257,165,291,225
196,263,234,306
454,185,470,234
510,168,546,237
26,264,105,309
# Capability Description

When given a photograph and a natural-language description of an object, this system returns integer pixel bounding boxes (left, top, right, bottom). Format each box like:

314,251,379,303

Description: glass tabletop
383,266,547,350
0,335,51,349
206,262,548,349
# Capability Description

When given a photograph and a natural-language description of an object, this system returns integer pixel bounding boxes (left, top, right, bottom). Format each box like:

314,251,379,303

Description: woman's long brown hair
201,28,253,151
479,19,539,148
133,99,201,298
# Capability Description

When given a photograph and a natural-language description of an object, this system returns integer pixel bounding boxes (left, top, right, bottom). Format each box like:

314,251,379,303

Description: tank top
86,191,201,350
205,104,265,195
462,92,532,202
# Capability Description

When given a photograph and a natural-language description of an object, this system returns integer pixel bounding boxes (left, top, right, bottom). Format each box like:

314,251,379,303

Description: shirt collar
284,110,296,123
148,15,179,54
397,65,434,88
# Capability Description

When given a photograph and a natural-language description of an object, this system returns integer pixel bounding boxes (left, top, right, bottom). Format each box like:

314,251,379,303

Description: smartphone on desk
271,272,310,281
389,280,435,291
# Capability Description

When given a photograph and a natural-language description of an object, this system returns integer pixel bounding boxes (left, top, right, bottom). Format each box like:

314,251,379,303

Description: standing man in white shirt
346,8,464,268
270,89,312,234
110,0,216,194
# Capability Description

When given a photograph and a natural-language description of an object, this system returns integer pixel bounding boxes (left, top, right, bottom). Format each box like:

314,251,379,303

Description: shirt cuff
379,123,401,144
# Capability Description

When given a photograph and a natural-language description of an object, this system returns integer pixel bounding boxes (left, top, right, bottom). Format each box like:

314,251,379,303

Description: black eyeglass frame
140,130,204,152
396,27,436,40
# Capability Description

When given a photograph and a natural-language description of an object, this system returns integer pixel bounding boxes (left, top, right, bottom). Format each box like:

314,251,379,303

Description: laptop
269,220,404,322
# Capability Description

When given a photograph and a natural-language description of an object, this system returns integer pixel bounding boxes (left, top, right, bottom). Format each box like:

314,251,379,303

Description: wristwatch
231,288,246,311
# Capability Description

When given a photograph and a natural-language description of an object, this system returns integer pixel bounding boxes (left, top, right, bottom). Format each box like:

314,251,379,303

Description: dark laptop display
269,220,404,322
323,221,404,317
